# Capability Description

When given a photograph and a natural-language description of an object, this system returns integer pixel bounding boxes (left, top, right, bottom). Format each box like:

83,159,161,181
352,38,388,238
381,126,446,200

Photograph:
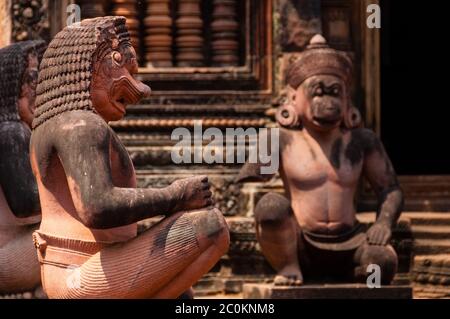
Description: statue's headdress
286,34,353,89
0,40,46,123
277,34,361,129
33,16,131,129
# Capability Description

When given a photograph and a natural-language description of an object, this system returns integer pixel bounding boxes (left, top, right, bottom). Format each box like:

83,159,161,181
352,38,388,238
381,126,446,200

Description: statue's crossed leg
35,209,229,299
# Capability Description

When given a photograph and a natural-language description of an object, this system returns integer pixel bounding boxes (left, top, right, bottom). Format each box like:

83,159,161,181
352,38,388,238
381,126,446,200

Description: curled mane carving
32,16,131,129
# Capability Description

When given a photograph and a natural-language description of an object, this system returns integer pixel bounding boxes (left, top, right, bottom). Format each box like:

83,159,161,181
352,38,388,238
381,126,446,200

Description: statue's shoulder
348,127,375,140
56,110,107,128
34,111,111,149
55,111,109,134
347,127,382,153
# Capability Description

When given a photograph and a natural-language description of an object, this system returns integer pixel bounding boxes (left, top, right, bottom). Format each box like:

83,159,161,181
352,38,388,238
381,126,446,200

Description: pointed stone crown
286,34,353,89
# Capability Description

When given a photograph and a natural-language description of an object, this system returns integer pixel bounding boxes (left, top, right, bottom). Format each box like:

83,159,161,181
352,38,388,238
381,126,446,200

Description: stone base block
243,283,412,299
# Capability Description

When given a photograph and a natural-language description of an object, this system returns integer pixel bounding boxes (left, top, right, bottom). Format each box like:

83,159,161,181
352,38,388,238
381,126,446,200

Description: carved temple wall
1,0,449,298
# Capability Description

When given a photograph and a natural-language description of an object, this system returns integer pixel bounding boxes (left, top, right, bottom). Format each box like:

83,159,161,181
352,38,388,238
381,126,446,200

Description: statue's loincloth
302,222,367,252
32,231,107,268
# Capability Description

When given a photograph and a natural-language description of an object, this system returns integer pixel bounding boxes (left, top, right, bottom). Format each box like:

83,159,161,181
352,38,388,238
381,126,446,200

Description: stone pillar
144,0,173,67
211,0,239,67
175,0,204,67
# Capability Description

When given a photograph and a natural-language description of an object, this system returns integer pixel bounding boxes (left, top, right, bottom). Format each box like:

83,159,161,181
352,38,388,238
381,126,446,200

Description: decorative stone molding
110,117,268,130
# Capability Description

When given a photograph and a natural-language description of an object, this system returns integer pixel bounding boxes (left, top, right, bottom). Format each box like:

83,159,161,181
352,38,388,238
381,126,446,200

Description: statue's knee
254,192,292,224
190,208,229,250
360,244,398,284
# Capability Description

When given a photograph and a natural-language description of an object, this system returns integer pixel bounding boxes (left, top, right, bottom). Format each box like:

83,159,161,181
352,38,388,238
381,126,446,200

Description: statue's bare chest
280,131,363,188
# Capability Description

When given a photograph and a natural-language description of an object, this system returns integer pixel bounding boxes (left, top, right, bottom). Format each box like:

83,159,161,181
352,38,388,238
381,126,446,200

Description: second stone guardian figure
237,35,403,286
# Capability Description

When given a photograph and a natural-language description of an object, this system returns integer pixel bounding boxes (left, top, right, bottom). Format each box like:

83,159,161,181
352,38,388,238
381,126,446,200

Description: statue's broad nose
138,82,151,99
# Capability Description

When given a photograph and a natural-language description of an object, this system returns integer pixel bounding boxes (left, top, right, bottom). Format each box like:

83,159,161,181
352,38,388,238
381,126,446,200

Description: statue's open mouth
112,97,128,115
313,116,340,126
110,76,148,115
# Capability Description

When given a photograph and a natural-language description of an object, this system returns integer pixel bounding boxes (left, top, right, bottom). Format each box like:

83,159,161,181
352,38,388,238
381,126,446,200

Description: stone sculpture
0,40,46,293
237,35,403,286
30,16,229,299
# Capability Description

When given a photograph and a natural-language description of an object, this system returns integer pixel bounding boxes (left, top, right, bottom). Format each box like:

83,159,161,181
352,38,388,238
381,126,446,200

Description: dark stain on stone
330,137,342,169
344,128,384,166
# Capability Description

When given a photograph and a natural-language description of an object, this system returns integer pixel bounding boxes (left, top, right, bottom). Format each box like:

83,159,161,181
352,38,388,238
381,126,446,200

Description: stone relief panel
12,0,50,42
279,0,322,51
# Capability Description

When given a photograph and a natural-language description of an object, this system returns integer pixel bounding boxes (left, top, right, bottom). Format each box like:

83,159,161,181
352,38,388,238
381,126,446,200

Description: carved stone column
211,0,239,67
175,0,204,67
144,0,173,67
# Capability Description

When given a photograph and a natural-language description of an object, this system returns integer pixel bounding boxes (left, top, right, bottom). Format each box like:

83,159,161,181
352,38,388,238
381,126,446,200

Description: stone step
408,213,450,226
229,213,450,230
413,239,450,255
411,225,450,239
243,283,412,299
194,288,225,297
357,212,450,226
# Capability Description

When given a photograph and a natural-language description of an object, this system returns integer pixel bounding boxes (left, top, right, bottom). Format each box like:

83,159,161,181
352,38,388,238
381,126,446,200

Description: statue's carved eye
314,87,323,96
112,51,122,64
332,87,340,96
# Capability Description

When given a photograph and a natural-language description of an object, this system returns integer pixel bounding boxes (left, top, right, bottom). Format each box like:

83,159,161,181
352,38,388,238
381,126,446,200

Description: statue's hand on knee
366,222,392,246
170,175,214,213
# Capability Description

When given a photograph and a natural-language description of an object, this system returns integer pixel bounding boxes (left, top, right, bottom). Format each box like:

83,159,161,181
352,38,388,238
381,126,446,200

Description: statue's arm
0,122,40,217
235,162,275,183
54,116,208,229
361,129,403,244
235,128,280,183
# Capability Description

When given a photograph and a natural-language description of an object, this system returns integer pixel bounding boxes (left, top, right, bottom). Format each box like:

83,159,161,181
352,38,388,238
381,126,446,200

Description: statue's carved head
277,34,361,131
0,41,46,127
33,16,151,129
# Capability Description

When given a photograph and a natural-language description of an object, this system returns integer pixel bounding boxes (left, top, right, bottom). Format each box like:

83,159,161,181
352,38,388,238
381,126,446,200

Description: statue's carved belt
302,222,367,251
32,231,106,268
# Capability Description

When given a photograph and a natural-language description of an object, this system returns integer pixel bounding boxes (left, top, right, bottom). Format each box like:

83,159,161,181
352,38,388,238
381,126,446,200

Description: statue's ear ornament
276,103,301,129
112,51,122,65
344,105,362,129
